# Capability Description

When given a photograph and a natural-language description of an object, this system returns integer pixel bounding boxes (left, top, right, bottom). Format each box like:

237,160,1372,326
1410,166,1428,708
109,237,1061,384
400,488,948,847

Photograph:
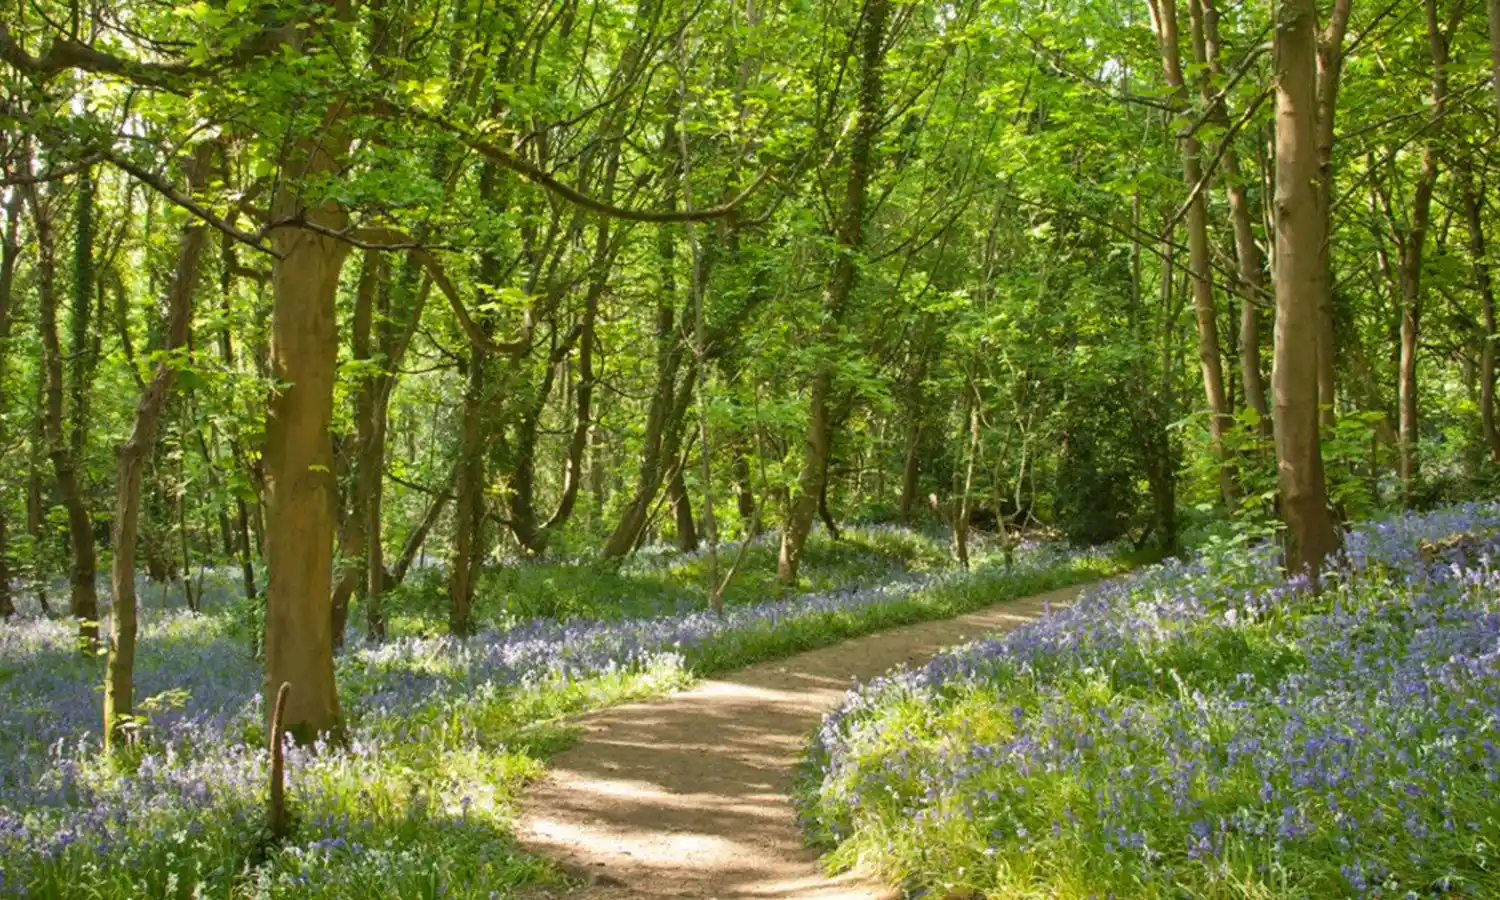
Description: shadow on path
516,584,1088,899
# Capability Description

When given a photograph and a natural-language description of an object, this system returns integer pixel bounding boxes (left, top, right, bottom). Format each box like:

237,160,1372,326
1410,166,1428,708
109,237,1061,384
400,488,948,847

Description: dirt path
514,582,1090,900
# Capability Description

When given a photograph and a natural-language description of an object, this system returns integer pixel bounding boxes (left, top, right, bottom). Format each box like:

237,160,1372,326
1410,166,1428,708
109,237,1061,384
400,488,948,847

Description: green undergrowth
370,527,956,637
5,532,1134,899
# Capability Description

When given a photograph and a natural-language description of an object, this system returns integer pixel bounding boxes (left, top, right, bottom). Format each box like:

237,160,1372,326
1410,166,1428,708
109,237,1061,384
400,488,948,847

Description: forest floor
513,581,1093,900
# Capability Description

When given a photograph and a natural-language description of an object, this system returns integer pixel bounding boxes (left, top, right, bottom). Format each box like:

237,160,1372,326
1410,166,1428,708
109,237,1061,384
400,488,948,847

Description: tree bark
1315,0,1353,428
0,186,19,619
1195,0,1269,432
365,257,429,639
391,478,451,587
952,375,980,571
104,144,210,750
330,251,379,648
449,341,487,636
899,416,922,523
778,0,889,584
1485,0,1500,459
1148,0,1234,506
732,440,757,530
263,137,352,741
1461,170,1500,462
217,234,259,606
602,301,687,558
22,172,99,650
1395,0,1449,505
543,268,600,534
1272,0,1340,577
669,467,698,552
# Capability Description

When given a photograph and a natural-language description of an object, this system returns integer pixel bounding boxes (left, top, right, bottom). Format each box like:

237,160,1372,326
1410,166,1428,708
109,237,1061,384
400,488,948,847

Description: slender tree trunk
952,376,980,571
677,40,719,603
817,459,841,542
779,0,890,584
732,441,757,530
1315,0,1353,428
1461,172,1500,462
330,252,379,648
69,171,98,478
1272,0,1340,577
602,122,688,560
1396,0,1449,506
365,260,429,638
0,188,19,619
1196,0,1270,432
1148,0,1234,506
899,417,922,523
391,479,451,587
510,185,607,556
26,367,48,615
449,344,486,636
603,317,685,558
669,467,698,552
22,174,99,650
363,382,389,639
506,364,558,555
544,272,599,533
105,145,211,749
217,235,259,605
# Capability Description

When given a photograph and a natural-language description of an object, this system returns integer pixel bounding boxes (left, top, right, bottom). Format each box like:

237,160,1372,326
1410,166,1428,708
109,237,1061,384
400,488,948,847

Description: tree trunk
330,252,380,648
22,174,99,650
449,344,487,636
506,363,558,555
1148,0,1234,507
602,313,686,558
817,458,841,542
1195,0,1270,432
602,130,689,560
669,467,698,552
363,380,389,639
104,145,210,750
899,417,922,523
544,154,614,539
1462,172,1500,462
0,187,19,619
263,160,351,742
732,440,757,531
391,478,451,587
1315,0,1353,428
1396,0,1449,506
952,376,980,571
217,235,259,605
779,0,890,584
1272,0,1340,578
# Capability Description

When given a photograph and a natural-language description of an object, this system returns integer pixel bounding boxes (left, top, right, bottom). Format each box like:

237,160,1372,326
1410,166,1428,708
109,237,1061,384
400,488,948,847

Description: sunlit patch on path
516,583,1088,899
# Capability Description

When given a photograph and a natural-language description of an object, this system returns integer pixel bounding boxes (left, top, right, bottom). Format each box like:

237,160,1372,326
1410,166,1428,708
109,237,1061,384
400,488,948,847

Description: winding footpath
515,582,1091,900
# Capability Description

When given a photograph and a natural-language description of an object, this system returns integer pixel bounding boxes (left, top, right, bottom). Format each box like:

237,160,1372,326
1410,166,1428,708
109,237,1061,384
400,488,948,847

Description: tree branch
413,108,775,223
297,222,536,358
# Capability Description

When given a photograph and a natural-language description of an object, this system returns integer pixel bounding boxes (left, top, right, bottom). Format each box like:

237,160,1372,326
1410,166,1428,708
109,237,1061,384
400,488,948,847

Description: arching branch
414,109,776,224
296,222,535,357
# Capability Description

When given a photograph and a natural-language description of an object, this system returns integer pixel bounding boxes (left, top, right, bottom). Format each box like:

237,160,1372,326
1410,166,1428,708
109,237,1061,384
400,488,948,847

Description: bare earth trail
515,582,1091,900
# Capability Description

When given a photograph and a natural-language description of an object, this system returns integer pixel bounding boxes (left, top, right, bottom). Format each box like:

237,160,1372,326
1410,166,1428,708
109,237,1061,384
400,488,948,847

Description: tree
779,0,891,585
105,143,211,750
1271,0,1339,577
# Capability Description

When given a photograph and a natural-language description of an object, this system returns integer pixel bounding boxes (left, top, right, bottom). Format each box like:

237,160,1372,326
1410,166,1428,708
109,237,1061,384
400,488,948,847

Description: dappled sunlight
514,584,1089,898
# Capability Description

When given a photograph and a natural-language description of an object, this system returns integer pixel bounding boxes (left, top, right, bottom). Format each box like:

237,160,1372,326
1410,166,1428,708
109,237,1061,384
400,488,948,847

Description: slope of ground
515,583,1091,899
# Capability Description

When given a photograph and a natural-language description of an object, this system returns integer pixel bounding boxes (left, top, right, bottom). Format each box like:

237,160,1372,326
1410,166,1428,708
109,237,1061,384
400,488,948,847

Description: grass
372,524,955,635
0,527,1128,899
